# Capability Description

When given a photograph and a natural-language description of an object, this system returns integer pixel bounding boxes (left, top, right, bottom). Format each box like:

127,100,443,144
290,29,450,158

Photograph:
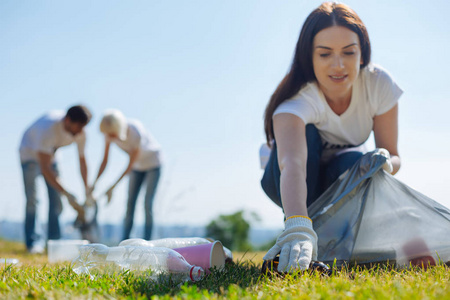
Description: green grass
1,239,450,299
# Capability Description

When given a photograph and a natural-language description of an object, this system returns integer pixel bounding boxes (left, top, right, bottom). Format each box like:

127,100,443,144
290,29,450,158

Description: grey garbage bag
309,150,450,267
74,196,100,243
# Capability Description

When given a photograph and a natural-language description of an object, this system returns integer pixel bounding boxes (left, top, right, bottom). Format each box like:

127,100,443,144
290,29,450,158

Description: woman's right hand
263,216,318,272
86,178,99,198
105,185,116,204
269,114,316,271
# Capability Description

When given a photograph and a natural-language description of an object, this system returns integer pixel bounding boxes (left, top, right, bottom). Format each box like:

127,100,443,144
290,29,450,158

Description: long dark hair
263,2,371,144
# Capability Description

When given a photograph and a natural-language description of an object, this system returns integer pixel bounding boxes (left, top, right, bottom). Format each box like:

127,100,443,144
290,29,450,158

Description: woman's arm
95,139,111,182
373,104,401,175
273,113,309,217
104,147,140,203
264,113,318,271
110,147,140,188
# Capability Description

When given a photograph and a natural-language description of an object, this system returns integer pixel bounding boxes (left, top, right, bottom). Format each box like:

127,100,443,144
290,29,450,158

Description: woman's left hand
373,104,400,174
375,148,393,173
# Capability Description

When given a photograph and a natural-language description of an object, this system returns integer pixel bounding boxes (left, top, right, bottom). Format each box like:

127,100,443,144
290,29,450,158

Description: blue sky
1,0,449,232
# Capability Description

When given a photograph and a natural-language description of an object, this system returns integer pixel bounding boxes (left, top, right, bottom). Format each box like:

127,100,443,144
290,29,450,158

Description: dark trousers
261,125,363,210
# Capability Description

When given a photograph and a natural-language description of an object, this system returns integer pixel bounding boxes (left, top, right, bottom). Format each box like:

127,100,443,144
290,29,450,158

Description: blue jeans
22,161,62,249
123,167,161,240
261,125,363,210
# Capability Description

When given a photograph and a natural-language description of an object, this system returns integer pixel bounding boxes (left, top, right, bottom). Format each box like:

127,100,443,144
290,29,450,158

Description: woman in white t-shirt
261,2,402,272
92,109,162,240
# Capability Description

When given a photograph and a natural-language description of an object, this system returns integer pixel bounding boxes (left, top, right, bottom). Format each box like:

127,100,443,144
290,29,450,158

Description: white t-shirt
106,119,162,171
273,64,403,161
19,110,86,163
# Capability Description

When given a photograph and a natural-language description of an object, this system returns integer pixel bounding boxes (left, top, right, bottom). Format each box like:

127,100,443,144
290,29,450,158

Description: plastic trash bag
74,196,100,243
308,151,450,267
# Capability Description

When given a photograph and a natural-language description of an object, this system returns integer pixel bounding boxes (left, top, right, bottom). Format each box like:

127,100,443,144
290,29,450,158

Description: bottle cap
189,266,204,281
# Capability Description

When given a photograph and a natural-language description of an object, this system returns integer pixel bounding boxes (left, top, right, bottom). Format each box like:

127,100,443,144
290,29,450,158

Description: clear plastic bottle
119,237,234,262
72,243,204,282
1,258,20,265
119,237,211,248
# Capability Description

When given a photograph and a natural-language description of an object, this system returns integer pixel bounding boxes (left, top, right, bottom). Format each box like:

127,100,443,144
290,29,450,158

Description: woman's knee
260,143,283,207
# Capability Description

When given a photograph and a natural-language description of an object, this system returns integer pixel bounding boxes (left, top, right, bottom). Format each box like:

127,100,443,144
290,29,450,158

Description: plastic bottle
119,237,210,248
72,243,204,282
119,237,234,263
1,258,20,265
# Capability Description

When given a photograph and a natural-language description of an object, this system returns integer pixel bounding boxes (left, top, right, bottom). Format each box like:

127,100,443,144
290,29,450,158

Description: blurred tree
206,210,256,251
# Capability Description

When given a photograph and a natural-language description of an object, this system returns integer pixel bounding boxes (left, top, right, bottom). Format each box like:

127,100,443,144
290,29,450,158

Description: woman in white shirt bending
261,2,402,272
93,109,162,240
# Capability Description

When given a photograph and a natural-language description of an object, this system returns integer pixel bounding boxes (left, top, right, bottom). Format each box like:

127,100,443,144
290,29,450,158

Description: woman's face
312,25,363,102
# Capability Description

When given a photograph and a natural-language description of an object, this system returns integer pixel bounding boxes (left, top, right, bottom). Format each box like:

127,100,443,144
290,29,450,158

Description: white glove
264,216,318,272
375,148,393,173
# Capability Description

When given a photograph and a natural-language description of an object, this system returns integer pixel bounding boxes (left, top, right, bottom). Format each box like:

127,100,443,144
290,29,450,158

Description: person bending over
19,105,92,253
91,109,162,240
261,2,402,272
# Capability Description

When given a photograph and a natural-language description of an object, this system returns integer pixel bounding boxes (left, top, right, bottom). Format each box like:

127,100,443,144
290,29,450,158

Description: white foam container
47,239,89,263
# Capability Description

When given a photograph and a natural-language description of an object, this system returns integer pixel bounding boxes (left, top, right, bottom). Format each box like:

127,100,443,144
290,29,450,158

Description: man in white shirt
19,105,92,253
